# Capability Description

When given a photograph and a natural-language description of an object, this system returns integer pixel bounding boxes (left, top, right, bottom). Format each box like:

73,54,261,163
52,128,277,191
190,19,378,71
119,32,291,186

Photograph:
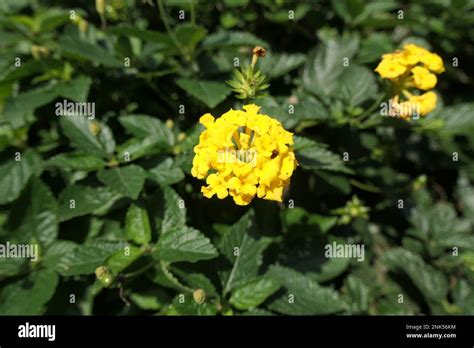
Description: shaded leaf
57,240,127,276
97,165,146,199
295,136,353,174
302,34,359,99
261,53,305,79
267,265,347,315
230,277,280,310
384,248,449,302
176,78,231,108
201,30,268,49
8,177,58,246
219,210,273,294
155,226,218,263
58,184,121,221
125,202,151,245
0,269,58,314
0,149,42,205
60,117,106,157
119,115,175,146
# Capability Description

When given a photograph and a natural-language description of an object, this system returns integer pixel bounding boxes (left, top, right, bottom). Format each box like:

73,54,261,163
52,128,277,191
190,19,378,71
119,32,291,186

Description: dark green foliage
0,0,473,316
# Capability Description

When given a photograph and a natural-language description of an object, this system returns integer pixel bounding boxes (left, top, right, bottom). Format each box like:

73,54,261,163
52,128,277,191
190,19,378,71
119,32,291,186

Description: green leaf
309,257,351,283
281,206,337,234
435,103,474,135
0,269,59,314
147,157,185,186
97,164,146,199
169,292,218,315
175,23,207,53
267,265,347,315
242,308,274,316
58,184,121,221
176,78,231,108
125,202,151,245
56,75,93,102
302,34,359,99
219,210,273,294
264,3,310,22
2,77,92,128
37,9,70,32
384,248,449,303
0,258,27,278
42,240,78,270
59,117,106,157
107,26,172,48
46,153,107,172
97,123,116,155
0,149,42,205
294,136,353,174
58,35,122,67
2,85,59,128
151,262,185,291
118,115,175,146
259,95,329,130
8,177,58,246
408,192,472,254
230,277,280,310
161,186,186,234
261,53,305,79
201,30,269,49
57,239,127,276
331,0,365,23
336,65,377,106
155,226,218,263
130,291,169,311
222,0,249,6
0,59,45,83
277,233,350,283
171,268,218,297
344,275,370,313
357,33,394,63
457,174,474,224
106,245,143,274
116,136,168,161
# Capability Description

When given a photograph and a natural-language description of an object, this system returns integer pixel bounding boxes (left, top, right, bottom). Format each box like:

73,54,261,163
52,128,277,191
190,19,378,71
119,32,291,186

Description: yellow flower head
411,66,437,90
191,104,298,206
375,52,408,79
392,92,437,120
375,43,444,120
409,91,438,116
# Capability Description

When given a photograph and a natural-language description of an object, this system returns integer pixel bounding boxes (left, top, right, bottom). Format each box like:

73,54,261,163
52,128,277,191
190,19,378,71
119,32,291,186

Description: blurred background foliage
0,0,473,315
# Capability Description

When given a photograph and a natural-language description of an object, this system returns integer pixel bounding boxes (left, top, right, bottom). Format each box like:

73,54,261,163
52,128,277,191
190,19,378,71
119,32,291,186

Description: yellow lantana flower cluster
375,43,444,120
191,104,298,206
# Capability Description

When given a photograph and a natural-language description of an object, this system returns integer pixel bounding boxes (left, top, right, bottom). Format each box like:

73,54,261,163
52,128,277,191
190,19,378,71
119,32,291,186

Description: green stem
136,68,180,78
190,0,196,26
99,14,106,30
349,179,381,193
122,261,155,279
156,0,189,60
358,92,387,122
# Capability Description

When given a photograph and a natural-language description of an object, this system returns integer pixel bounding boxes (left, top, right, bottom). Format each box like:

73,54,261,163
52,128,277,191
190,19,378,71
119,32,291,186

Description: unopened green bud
96,0,106,15
95,266,115,288
193,288,206,304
